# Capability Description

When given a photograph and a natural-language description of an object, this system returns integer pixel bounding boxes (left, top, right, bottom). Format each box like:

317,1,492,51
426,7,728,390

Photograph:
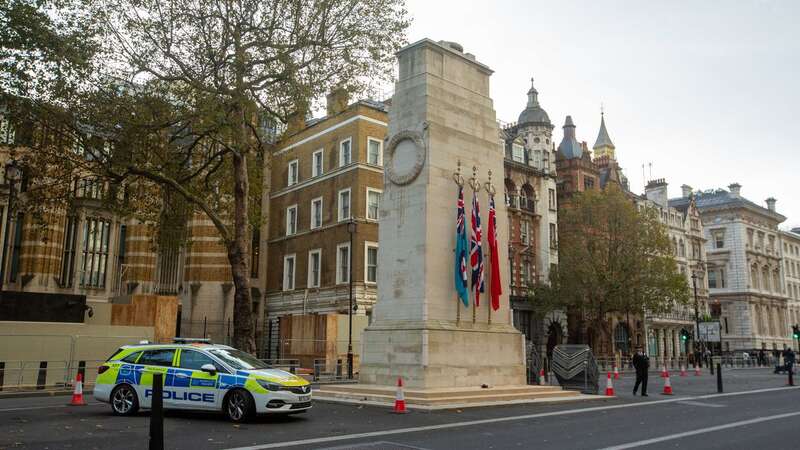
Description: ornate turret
517,77,551,127
593,110,616,160
557,115,584,159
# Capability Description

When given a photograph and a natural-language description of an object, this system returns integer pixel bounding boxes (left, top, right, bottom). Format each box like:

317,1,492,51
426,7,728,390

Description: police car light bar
173,337,212,344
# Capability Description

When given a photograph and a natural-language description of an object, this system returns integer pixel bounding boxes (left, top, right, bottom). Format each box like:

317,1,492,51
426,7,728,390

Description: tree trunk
567,306,583,345
229,150,256,354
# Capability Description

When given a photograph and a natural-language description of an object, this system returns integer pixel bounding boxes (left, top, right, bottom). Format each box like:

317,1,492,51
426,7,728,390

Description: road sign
699,322,721,342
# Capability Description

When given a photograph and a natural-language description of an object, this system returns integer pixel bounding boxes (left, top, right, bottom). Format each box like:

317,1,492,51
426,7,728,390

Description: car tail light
98,365,109,375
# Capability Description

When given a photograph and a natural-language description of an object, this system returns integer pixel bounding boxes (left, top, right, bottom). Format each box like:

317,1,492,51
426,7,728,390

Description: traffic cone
69,372,86,406
538,368,546,385
393,377,408,414
660,364,668,378
661,372,673,395
605,372,615,396
680,365,687,377
613,364,620,380
694,364,702,376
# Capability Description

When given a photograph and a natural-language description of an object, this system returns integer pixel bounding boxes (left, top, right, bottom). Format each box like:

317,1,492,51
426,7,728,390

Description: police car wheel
224,389,254,423
111,384,139,416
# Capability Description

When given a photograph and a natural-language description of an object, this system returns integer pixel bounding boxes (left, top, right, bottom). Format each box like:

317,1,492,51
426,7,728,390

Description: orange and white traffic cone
694,363,702,376
613,364,620,380
69,372,86,406
661,372,673,395
538,368,546,385
605,372,615,396
393,377,408,414
680,365,687,377
661,364,668,378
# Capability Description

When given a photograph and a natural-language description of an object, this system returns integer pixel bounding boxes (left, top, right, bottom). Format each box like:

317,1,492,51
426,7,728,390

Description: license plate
298,395,311,402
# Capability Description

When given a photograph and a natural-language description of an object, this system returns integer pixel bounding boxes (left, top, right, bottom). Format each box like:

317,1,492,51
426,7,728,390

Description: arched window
751,265,760,289
762,266,770,291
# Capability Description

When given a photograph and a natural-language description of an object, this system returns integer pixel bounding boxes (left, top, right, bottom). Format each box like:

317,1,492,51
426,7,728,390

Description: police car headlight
256,380,281,391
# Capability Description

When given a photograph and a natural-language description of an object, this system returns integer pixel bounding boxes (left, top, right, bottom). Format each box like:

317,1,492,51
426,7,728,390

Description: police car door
172,349,222,410
135,348,178,409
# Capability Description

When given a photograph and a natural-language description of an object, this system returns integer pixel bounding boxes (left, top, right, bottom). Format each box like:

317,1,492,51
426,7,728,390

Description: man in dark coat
632,347,649,396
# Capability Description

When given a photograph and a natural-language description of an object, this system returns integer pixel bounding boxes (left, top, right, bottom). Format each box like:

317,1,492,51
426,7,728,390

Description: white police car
94,340,312,422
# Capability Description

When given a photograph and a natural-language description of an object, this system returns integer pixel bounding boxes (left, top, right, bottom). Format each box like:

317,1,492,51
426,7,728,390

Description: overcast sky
403,0,799,229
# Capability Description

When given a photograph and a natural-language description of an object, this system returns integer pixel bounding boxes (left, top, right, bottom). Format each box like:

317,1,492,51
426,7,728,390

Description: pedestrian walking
783,347,796,373
632,347,649,397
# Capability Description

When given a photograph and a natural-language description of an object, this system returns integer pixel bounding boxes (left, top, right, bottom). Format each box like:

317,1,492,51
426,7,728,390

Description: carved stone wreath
385,130,426,186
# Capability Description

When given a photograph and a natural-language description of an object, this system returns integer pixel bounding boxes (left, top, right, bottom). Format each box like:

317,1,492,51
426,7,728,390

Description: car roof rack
173,337,212,344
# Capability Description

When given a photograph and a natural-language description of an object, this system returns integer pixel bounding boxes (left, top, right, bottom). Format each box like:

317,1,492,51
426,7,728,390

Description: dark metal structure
551,344,598,394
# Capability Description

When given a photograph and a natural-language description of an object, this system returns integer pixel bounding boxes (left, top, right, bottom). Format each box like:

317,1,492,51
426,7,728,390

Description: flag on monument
487,195,502,311
470,190,484,306
454,186,470,306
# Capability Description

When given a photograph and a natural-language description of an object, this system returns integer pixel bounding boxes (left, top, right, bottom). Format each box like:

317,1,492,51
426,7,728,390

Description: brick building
263,93,387,367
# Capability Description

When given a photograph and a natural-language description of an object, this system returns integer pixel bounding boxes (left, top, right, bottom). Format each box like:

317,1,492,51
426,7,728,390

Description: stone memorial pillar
359,39,525,389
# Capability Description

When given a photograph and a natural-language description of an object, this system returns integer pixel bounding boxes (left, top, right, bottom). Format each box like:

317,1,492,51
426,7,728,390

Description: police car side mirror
200,364,217,375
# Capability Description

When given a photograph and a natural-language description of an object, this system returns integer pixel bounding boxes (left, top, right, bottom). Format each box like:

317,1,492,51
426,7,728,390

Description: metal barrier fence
593,354,780,373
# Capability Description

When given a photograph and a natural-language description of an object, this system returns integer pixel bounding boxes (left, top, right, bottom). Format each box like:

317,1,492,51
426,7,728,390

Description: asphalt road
1,368,797,450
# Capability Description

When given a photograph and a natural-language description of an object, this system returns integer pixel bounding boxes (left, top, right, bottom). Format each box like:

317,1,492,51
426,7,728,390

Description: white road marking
598,410,800,449
675,400,725,408
225,386,799,450
0,402,101,412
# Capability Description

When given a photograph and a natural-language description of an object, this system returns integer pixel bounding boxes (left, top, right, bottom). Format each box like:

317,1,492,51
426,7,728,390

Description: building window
308,249,321,288
719,268,726,288
584,177,595,190
762,267,770,291
116,224,126,288
61,216,78,287
287,159,299,186
80,217,111,288
691,218,700,230
365,243,378,284
751,265,759,289
286,205,297,236
522,260,532,286
8,214,23,283
0,114,15,145
283,254,295,291
678,239,685,257
250,228,260,278
520,220,529,245
548,189,556,210
338,188,351,221
713,230,725,249
312,149,324,177
708,270,717,289
367,137,383,166
366,188,382,221
74,177,104,199
512,144,524,163
336,243,350,284
339,138,352,167
549,223,557,249
311,197,323,229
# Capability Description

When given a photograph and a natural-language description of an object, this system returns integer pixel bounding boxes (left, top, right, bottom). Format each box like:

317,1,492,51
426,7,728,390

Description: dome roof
517,78,551,126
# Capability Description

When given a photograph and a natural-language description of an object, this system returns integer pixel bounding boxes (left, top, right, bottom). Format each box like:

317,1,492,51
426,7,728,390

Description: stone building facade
499,79,563,354
691,184,791,351
780,228,800,334
263,96,387,366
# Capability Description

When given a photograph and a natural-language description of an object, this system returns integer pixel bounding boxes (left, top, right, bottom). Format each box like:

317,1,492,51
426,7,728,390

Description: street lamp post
691,273,702,361
346,219,356,379
0,160,21,292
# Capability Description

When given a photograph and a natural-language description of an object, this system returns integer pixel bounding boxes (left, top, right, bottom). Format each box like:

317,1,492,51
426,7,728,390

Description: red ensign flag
487,195,502,311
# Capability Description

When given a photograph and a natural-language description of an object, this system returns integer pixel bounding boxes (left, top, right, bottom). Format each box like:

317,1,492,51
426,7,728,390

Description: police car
94,339,312,422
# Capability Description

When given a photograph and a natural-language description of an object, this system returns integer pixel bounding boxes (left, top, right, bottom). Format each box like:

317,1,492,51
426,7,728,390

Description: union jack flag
471,190,484,306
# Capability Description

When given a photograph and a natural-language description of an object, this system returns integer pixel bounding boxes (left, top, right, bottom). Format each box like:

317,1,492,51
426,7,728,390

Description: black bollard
150,373,164,450
716,363,723,393
789,366,794,387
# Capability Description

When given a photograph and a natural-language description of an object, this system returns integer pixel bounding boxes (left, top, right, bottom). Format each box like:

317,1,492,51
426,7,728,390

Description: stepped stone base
315,384,602,410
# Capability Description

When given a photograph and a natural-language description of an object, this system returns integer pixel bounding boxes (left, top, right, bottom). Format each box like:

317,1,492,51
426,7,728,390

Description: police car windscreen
207,349,268,370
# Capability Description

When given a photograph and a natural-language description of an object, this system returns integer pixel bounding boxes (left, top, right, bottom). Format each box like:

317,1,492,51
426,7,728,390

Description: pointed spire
593,110,615,151
526,77,539,107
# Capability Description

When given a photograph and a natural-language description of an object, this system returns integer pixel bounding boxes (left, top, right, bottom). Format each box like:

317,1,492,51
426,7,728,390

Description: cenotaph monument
358,38,525,389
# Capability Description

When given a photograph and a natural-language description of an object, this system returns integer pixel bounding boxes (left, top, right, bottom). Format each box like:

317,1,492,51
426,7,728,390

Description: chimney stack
728,183,741,198
766,197,776,212
326,87,349,117
645,178,669,208
681,184,693,198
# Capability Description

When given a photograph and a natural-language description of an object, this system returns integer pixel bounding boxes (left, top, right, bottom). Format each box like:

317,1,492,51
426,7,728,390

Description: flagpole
484,170,495,326
453,161,465,325
469,166,480,325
